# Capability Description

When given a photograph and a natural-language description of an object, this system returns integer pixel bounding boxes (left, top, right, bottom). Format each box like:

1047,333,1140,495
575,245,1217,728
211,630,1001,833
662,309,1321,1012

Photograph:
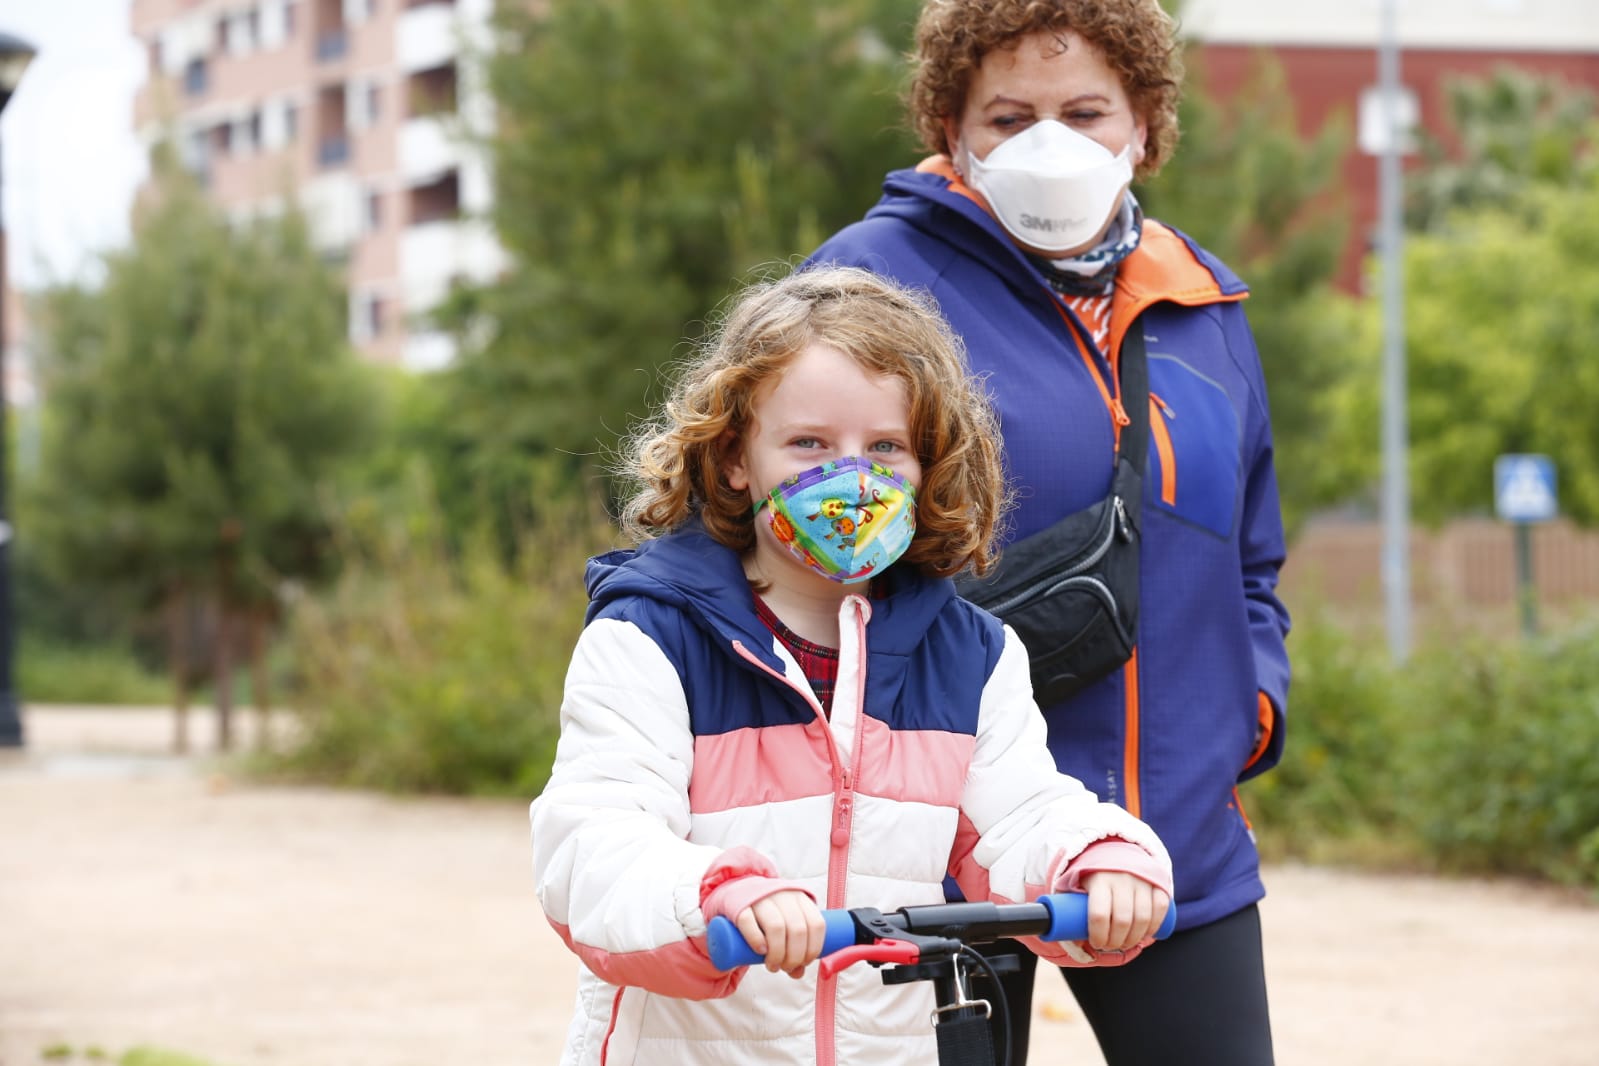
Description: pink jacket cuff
699,845,814,924
1054,839,1174,897
1038,838,1174,969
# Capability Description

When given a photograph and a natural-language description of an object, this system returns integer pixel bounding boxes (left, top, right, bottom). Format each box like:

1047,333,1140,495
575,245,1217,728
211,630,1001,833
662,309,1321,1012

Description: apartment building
130,0,505,369
1182,0,1599,290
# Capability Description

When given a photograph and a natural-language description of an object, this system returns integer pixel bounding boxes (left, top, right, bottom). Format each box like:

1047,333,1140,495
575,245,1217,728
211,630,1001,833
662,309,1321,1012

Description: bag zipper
985,495,1132,616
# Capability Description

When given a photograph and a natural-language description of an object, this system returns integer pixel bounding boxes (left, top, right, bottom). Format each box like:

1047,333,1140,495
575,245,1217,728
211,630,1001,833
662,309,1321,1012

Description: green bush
18,638,171,706
1246,608,1599,890
272,470,610,796
1399,623,1599,888
1244,609,1415,865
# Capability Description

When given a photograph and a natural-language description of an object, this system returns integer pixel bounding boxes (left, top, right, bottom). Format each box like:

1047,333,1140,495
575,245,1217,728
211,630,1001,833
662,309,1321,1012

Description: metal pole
1514,523,1538,637
0,107,20,746
1378,0,1412,661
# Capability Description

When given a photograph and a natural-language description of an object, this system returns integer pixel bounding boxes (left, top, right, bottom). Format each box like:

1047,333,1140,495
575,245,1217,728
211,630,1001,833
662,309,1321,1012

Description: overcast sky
1,0,146,290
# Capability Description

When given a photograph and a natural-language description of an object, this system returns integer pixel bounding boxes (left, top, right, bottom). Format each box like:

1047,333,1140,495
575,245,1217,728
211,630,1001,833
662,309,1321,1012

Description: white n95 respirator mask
964,119,1134,254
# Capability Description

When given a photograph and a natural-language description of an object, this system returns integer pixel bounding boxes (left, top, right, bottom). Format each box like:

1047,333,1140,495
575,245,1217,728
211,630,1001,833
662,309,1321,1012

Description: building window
367,83,382,124
183,58,209,97
317,82,350,167
351,291,387,343
285,102,299,141
407,62,457,117
366,189,383,232
318,134,351,168
408,169,460,224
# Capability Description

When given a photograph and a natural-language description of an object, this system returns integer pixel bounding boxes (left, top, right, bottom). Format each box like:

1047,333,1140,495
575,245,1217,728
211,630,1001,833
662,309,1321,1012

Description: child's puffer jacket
531,525,1170,1066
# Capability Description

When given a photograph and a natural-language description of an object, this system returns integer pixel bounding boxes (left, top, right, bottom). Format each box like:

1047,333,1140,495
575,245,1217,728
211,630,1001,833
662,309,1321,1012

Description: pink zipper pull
831,769,854,847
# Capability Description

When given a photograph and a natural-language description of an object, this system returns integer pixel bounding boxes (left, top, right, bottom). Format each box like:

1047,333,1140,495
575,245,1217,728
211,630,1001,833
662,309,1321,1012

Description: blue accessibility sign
1494,454,1558,523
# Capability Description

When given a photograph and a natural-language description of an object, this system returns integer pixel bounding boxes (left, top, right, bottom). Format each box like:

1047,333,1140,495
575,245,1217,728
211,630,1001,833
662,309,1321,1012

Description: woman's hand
733,889,828,978
1080,870,1172,953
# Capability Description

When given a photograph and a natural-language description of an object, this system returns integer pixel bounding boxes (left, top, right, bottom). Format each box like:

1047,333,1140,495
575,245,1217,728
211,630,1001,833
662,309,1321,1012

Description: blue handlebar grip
706,908,859,971
1038,892,1178,942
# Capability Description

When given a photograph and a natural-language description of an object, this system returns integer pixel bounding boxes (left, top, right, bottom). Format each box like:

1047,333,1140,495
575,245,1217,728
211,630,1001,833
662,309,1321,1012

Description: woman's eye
870,440,903,454
992,114,1031,132
791,437,820,449
1068,110,1104,124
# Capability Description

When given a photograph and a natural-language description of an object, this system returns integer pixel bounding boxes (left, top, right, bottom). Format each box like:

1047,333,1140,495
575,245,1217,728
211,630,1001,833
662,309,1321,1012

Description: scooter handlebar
706,891,1176,972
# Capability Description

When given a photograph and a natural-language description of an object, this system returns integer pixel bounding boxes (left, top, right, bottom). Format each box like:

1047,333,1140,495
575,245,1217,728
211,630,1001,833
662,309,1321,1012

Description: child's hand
732,889,827,978
1080,871,1171,953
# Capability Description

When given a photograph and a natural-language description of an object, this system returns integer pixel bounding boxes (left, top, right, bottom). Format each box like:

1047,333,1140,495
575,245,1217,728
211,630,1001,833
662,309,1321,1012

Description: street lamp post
0,30,37,748
1376,0,1411,662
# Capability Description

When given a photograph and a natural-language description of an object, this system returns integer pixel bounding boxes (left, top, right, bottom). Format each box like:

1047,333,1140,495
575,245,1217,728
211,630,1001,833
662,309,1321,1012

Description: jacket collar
585,522,956,667
878,156,1248,345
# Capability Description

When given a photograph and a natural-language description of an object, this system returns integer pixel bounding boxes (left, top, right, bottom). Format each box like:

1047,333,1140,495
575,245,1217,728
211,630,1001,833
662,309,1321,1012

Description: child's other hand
1080,871,1171,953
733,890,827,978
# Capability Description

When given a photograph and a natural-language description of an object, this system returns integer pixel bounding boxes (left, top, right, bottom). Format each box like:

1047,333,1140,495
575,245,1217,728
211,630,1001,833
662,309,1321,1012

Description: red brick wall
1188,44,1599,291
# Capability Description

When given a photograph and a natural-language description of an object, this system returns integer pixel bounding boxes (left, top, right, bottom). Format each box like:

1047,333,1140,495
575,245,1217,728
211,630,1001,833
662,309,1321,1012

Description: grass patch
18,639,170,706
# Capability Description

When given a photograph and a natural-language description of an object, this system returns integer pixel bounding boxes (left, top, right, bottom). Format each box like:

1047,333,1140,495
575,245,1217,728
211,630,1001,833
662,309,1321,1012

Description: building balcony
399,217,504,316
399,116,459,185
303,172,363,252
397,2,459,72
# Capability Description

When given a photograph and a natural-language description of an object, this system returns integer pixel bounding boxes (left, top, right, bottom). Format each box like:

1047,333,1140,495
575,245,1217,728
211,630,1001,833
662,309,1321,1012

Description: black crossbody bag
956,326,1148,707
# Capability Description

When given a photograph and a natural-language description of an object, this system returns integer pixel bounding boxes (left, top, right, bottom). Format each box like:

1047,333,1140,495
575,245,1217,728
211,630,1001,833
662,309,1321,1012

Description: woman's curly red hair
620,267,1011,578
909,0,1183,180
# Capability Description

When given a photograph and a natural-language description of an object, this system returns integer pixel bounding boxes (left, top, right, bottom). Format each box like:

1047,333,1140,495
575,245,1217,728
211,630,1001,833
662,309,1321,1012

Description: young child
530,266,1173,1066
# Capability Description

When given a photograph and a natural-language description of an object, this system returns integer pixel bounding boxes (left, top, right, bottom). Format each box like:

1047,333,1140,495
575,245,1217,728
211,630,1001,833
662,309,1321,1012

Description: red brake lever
818,938,921,979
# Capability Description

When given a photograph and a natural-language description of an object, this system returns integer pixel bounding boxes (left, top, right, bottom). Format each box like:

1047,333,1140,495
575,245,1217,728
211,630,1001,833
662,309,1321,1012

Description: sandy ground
3,705,1598,1066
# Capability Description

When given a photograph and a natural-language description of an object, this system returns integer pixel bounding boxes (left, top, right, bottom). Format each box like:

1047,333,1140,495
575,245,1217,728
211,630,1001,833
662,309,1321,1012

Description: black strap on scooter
934,1007,996,1066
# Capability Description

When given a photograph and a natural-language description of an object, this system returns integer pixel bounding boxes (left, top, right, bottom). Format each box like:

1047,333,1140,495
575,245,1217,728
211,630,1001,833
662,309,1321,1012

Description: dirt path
3,706,1597,1066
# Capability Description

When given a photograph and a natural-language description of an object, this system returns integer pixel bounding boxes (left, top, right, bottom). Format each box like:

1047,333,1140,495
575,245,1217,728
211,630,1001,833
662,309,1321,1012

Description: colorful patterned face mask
752,456,918,584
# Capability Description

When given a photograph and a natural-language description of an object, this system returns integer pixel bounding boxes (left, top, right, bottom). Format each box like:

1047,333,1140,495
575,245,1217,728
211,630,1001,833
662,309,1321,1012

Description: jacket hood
584,522,960,673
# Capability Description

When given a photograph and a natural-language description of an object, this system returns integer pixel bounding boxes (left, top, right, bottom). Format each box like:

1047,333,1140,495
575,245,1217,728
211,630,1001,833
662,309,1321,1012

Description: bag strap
1116,321,1150,475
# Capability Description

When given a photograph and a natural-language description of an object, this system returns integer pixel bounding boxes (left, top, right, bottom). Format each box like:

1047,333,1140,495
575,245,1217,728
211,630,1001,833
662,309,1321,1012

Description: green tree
1140,51,1364,533
438,0,923,509
1407,66,1596,233
28,153,377,748
1390,172,1599,523
1328,70,1599,525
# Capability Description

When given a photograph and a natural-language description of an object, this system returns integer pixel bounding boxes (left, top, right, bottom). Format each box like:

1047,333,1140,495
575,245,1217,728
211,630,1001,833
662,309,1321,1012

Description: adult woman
808,2,1290,1063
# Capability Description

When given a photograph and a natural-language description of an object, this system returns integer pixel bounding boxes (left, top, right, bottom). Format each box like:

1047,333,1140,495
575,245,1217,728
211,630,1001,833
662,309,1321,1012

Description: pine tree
29,152,377,749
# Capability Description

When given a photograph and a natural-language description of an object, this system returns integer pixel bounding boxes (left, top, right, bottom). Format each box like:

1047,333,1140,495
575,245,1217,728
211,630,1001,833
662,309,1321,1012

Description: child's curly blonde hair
909,0,1183,180
620,266,1010,578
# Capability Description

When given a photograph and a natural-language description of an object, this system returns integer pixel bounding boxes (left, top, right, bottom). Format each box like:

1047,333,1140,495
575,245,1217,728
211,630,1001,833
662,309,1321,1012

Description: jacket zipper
731,600,867,1066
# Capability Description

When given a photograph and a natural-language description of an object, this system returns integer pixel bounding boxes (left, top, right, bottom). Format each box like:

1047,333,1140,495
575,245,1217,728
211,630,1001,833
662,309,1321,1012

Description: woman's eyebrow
980,91,1113,110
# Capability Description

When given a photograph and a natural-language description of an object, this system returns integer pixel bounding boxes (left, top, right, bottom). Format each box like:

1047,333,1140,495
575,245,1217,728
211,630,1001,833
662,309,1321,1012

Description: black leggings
973,904,1274,1066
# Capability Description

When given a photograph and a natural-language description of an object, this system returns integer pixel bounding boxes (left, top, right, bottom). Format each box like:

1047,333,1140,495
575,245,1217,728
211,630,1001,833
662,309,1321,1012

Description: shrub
1243,609,1414,865
272,469,612,796
1246,605,1599,890
1399,622,1599,888
18,638,171,706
